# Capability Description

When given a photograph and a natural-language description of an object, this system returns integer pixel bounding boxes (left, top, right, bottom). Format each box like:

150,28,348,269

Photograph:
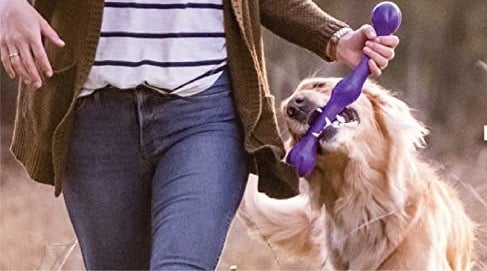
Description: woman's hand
0,0,65,88
336,24,399,77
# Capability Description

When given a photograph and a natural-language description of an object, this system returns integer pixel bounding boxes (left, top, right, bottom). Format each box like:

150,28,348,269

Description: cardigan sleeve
259,0,349,61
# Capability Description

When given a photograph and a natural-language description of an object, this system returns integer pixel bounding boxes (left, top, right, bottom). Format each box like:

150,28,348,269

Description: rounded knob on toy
286,136,318,177
371,1,402,36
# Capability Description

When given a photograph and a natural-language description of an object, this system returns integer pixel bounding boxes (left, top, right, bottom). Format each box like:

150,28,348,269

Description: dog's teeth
336,115,346,123
316,108,323,113
333,120,343,127
312,132,321,138
325,117,332,127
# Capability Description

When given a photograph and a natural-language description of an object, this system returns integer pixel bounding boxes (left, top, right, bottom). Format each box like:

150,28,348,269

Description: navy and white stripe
81,0,227,97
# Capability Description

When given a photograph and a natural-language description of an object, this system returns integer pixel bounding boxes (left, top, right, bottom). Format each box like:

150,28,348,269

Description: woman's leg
63,70,248,270
63,90,153,270
146,72,249,270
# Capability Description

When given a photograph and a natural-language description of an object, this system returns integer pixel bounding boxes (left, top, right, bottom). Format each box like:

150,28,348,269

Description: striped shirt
80,0,227,97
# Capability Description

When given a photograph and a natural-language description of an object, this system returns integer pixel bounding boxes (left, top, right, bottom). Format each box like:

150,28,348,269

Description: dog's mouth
307,107,359,126
301,107,360,141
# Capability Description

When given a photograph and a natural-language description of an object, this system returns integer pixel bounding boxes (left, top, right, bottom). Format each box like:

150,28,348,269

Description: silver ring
8,52,20,58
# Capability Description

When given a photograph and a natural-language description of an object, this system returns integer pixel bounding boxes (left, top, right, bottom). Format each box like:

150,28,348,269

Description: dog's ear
364,81,429,151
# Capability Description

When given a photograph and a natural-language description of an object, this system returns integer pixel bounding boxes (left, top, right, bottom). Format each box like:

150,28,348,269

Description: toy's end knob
371,1,402,36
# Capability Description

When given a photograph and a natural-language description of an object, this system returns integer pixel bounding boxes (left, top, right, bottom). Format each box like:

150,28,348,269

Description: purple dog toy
286,1,402,177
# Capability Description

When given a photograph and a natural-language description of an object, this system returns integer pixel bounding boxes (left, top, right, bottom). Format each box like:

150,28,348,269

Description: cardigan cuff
311,20,350,62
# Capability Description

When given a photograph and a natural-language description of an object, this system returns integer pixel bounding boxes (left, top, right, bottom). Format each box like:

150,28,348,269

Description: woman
0,0,398,269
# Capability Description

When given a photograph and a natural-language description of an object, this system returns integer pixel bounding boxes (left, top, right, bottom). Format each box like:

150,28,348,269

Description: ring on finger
9,52,20,58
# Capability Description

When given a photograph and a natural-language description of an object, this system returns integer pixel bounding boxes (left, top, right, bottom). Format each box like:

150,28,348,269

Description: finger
364,46,388,69
358,24,377,40
39,18,65,47
368,59,382,77
0,45,16,79
375,35,400,48
31,38,53,77
18,43,43,88
7,44,31,84
365,41,395,60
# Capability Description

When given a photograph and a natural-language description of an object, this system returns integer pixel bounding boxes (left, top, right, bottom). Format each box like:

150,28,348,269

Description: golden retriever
239,77,474,270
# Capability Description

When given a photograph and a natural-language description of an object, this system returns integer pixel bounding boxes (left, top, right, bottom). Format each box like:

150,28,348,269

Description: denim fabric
63,71,249,270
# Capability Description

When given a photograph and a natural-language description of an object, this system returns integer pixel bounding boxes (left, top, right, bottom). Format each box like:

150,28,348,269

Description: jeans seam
134,90,154,168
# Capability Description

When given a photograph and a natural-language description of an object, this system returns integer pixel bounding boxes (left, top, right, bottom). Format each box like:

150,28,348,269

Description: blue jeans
63,71,249,270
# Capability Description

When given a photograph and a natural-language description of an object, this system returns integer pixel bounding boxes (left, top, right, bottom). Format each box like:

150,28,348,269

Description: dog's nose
286,96,307,119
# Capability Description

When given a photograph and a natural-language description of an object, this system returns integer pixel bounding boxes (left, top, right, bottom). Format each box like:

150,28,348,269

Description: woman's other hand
0,0,65,88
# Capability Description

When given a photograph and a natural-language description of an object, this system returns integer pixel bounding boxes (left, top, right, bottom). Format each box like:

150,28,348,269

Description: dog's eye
312,83,326,88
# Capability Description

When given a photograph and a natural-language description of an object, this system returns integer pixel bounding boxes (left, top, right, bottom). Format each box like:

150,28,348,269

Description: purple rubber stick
286,1,402,177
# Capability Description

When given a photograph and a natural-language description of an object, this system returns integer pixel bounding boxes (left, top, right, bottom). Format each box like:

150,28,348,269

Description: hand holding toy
286,1,402,177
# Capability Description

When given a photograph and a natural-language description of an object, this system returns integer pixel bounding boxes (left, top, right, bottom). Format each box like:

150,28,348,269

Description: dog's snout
286,96,304,117
286,95,313,121
293,96,305,105
286,106,297,118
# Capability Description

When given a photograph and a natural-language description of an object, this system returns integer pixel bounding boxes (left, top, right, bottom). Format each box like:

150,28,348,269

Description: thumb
39,18,65,47
358,24,377,40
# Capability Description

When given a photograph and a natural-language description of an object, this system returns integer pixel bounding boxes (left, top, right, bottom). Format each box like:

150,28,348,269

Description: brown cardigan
10,0,347,198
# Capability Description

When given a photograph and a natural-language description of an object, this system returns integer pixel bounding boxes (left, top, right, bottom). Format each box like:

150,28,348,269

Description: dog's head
281,77,428,161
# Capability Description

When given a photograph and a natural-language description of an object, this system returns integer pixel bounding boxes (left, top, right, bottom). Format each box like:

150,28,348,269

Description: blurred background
1,0,486,269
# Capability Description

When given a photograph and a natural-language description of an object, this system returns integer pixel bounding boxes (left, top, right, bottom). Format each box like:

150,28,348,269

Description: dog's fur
239,78,474,270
